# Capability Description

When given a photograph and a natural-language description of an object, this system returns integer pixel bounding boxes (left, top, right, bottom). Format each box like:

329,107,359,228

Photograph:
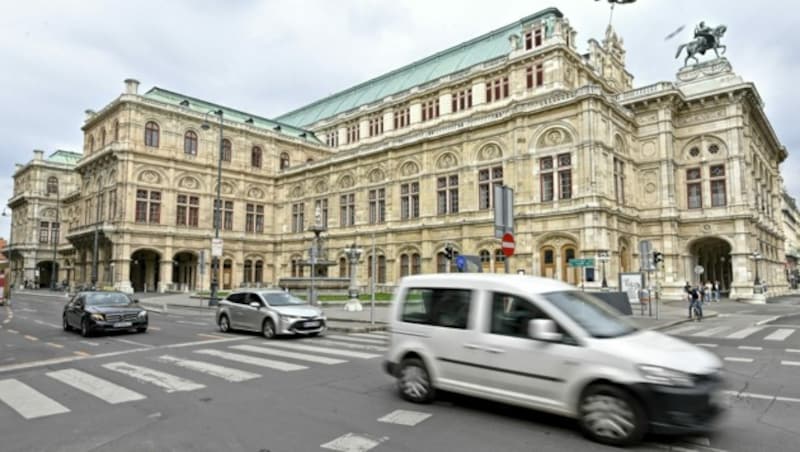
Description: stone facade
4,9,790,301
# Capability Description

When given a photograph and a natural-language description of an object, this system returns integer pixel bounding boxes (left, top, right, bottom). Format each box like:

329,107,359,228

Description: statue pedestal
344,297,363,312
676,57,743,96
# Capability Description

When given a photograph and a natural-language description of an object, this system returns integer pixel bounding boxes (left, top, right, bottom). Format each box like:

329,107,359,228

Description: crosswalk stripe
102,362,205,393
667,325,701,335
325,334,386,345
765,329,795,341
310,338,387,352
194,349,307,372
781,360,800,367
0,379,70,419
157,355,261,382
692,326,729,337
231,344,347,365
726,327,764,339
264,341,380,359
724,357,754,363
46,369,146,404
349,333,388,340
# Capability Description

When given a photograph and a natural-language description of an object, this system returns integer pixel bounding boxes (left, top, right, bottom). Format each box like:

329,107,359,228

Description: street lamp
752,251,762,286
598,250,609,288
202,109,224,307
50,187,60,290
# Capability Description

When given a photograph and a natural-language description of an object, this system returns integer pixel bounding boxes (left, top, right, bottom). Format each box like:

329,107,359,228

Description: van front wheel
579,384,646,447
397,358,435,404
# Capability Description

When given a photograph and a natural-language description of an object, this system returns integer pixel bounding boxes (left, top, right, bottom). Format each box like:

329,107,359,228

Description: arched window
100,128,106,147
280,152,290,170
47,177,58,195
494,249,505,274
339,257,348,277
88,135,95,152
367,255,387,284
437,252,447,273
541,247,555,278
114,120,119,141
243,260,253,284
412,253,421,275
254,260,263,283
144,121,159,147
184,131,198,155
480,249,491,273
562,246,577,284
400,254,410,277
251,146,262,168
221,139,232,162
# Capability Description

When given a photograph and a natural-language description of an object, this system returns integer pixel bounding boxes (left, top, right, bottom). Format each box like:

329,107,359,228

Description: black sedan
63,291,148,337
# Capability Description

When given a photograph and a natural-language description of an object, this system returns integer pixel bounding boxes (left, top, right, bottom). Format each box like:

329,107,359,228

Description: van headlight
637,365,695,387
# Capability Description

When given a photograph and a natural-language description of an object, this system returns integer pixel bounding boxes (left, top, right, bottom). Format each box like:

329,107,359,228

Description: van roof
398,274,575,293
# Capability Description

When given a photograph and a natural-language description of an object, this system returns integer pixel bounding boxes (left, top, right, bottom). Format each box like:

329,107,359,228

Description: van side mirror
249,301,261,309
528,319,563,343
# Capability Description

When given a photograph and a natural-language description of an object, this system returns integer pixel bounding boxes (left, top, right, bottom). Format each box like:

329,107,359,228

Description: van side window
490,292,546,337
401,288,472,329
227,293,246,304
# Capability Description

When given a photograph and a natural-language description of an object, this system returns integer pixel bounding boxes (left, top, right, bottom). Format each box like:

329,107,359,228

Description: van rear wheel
579,384,646,447
397,358,434,404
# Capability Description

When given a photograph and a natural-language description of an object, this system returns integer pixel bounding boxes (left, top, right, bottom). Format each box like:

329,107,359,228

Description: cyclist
688,285,703,321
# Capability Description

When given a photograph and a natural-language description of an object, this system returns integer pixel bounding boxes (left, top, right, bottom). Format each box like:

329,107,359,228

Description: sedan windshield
542,290,636,338
85,293,132,307
260,292,306,306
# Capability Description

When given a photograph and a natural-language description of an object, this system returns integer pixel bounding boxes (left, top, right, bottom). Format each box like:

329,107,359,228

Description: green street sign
568,258,595,267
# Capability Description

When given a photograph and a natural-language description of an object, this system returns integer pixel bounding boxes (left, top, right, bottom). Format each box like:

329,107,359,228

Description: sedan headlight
90,313,105,321
280,315,301,323
137,311,147,319
637,365,695,387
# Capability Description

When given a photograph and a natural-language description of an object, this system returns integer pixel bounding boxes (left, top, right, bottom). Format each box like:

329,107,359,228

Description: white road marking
148,326,161,331
157,355,261,382
310,338,387,352
265,341,380,359
34,319,61,329
230,344,347,365
176,320,209,326
80,340,100,346
197,333,224,339
377,409,432,426
24,335,39,341
0,379,71,419
725,327,764,339
321,433,386,452
45,342,64,349
764,329,795,341
695,343,718,348
756,315,782,326
692,326,729,337
723,357,754,363
326,334,386,345
6,329,18,334
724,390,800,404
46,368,146,404
114,338,153,348
781,360,800,367
787,349,800,354
349,333,388,340
194,349,307,372
738,346,763,351
102,362,205,393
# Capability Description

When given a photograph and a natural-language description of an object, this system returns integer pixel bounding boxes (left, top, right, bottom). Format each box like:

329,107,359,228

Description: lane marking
148,326,161,331
197,333,224,339
0,379,71,419
787,349,800,354
764,329,795,341
724,390,800,404
34,319,61,329
738,346,763,351
74,351,91,357
176,320,209,326
265,341,381,359
349,333,388,340
668,325,701,335
102,362,205,393
46,342,64,349
24,335,39,342
7,329,18,334
158,355,261,382
47,368,146,404
113,338,153,348
194,349,307,372
310,338,387,352
692,326,729,337
725,327,764,339
326,334,387,345
80,340,100,346
695,343,718,348
723,357,754,363
321,433,385,452
377,409,432,426
756,315,782,326
781,360,800,367
230,344,347,365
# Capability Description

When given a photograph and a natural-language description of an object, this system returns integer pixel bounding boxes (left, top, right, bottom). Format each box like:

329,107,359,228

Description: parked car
63,291,148,337
216,289,326,338
383,274,726,447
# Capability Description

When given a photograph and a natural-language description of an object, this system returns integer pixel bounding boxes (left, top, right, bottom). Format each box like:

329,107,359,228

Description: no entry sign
502,233,515,257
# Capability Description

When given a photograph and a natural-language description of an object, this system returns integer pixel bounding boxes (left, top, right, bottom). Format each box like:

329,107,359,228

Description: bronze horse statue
675,25,727,67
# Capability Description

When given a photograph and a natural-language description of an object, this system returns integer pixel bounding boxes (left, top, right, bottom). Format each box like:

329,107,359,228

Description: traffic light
444,245,454,260
653,251,663,266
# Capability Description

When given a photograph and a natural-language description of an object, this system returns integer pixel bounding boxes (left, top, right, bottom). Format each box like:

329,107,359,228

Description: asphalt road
0,293,798,451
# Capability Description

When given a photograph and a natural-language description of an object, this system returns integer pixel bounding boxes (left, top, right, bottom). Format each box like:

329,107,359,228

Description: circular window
708,144,719,154
689,146,700,157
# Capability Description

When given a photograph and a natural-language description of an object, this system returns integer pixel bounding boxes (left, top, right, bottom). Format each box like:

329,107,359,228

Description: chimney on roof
33,149,44,161
124,78,140,95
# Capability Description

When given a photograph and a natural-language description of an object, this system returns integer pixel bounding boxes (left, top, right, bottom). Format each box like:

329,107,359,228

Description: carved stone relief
339,174,355,189
676,108,726,126
435,153,458,169
247,187,265,199
641,170,658,204
179,176,200,190
537,127,573,148
642,141,656,158
478,143,502,161
220,182,234,195
290,185,303,199
138,170,161,185
314,179,328,194
368,168,386,183
399,161,419,176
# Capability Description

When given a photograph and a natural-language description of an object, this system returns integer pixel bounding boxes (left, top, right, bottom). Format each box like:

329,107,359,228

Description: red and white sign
501,233,515,257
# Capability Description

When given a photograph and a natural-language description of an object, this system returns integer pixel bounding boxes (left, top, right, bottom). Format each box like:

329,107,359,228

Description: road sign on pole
211,238,223,257
501,233,515,257
494,185,514,238
455,255,466,272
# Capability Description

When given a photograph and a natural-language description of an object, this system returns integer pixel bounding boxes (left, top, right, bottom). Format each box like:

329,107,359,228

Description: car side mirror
528,319,563,343
249,301,261,309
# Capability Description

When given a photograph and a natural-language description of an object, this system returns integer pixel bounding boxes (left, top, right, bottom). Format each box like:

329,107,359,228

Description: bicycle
690,300,703,321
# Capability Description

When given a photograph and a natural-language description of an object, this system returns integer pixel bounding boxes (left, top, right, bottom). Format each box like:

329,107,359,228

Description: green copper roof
47,150,82,165
143,88,323,145
275,8,563,128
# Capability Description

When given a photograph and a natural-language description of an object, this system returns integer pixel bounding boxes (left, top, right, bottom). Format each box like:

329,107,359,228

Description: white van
383,274,725,446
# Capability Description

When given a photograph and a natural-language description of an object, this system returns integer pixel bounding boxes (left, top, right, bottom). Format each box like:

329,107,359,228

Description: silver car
215,289,327,338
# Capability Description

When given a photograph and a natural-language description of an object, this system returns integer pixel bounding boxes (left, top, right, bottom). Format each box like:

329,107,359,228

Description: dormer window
368,115,384,137
326,130,339,147
421,98,440,122
485,75,509,103
524,27,543,50
346,121,360,144
451,87,472,113
394,106,410,129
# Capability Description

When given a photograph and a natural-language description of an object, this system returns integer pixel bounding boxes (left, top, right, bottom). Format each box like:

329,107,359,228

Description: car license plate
304,321,320,328
114,322,133,328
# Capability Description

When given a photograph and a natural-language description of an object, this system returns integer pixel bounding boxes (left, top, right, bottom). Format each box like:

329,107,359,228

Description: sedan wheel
62,315,71,332
398,358,435,403
579,384,645,446
218,315,231,333
80,319,91,338
262,319,276,339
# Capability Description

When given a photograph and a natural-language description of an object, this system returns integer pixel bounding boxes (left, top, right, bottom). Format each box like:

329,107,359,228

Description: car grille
105,313,139,323
292,317,325,331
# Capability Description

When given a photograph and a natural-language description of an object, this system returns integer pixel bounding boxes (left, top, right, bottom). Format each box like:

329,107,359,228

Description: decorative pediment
178,176,200,190
435,152,459,170
290,185,304,198
368,168,386,183
399,161,419,176
477,143,502,161
247,186,266,199
338,174,355,189
314,179,328,194
220,182,235,195
537,127,573,148
137,170,162,185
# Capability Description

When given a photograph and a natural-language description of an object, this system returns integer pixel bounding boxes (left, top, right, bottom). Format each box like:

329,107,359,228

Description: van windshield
542,290,637,338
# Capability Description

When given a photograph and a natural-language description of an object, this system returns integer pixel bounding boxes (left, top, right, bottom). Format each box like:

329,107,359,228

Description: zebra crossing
0,331,388,421
666,323,797,342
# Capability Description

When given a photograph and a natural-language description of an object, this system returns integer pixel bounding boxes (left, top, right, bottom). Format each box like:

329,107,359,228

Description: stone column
159,260,173,293
114,259,133,294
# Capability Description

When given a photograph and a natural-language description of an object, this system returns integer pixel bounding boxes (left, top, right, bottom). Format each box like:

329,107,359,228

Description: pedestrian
703,281,712,303
688,285,703,320
684,281,692,303
712,280,720,302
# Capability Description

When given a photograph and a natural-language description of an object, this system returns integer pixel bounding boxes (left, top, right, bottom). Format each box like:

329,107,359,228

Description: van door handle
463,343,482,350
485,347,505,354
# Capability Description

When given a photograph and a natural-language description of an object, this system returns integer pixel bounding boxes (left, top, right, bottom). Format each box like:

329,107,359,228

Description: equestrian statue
675,21,728,67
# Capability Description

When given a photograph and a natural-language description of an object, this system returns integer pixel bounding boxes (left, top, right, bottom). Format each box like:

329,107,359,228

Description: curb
326,325,388,333
646,312,719,331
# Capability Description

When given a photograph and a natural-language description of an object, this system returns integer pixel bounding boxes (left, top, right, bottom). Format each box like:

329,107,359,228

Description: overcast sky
0,0,797,240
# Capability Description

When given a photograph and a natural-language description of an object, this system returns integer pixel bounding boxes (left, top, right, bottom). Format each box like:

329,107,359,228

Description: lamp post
343,242,363,312
50,188,60,290
752,251,762,287
202,109,224,307
598,250,609,288
2,207,12,300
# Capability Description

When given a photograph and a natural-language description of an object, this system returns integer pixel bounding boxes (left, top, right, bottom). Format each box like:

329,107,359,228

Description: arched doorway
561,246,578,284
172,251,198,291
689,237,732,292
36,261,59,288
222,258,233,290
618,239,631,273
130,249,161,292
